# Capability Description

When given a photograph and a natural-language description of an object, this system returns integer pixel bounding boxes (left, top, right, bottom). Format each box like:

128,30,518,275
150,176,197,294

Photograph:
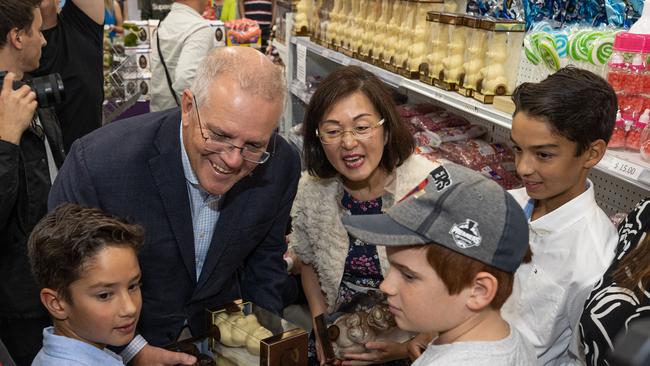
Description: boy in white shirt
503,66,619,365
343,163,537,366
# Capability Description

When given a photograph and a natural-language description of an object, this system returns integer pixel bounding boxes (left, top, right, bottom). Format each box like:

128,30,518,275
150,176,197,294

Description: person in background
150,0,214,112
49,46,300,366
36,0,104,152
29,204,144,366
140,0,172,20
238,0,275,52
118,0,129,19
289,65,436,366
343,163,537,366
105,0,124,41
502,66,619,364
0,1,66,364
574,198,650,365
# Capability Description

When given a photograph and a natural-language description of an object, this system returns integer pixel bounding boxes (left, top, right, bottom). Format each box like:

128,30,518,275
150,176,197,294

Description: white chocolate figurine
381,0,404,64
325,0,343,45
442,25,466,83
479,32,509,95
393,0,417,68
370,0,391,61
463,29,488,90
350,0,369,53
407,2,443,73
294,0,312,34
214,312,273,355
359,0,381,57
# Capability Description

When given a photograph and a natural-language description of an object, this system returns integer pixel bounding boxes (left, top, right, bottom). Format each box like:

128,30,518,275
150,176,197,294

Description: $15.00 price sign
608,157,644,181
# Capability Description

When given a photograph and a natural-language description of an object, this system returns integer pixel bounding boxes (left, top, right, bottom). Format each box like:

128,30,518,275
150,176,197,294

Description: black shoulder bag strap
155,18,181,107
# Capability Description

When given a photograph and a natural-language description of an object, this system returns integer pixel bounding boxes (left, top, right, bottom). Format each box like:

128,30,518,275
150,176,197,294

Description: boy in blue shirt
503,66,619,364
28,203,145,365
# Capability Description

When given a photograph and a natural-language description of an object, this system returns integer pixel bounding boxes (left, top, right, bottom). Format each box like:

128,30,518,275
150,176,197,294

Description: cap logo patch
430,166,452,192
449,219,482,249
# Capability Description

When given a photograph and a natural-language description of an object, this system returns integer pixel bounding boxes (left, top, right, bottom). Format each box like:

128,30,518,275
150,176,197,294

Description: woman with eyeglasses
288,66,437,366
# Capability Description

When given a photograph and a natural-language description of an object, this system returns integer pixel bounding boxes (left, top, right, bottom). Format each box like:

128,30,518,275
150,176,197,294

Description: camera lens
31,73,65,108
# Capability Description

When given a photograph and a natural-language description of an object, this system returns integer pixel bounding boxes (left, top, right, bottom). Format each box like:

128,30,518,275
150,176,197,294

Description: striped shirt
242,0,273,26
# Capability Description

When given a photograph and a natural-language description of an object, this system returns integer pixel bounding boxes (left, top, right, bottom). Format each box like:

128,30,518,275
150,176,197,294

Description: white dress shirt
150,2,215,111
503,181,618,365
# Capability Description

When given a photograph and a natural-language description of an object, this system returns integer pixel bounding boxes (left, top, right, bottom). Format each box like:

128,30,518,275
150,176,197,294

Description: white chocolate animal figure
479,33,509,95
359,0,380,56
463,31,487,89
214,312,273,355
407,3,438,72
338,1,353,48
294,0,311,33
371,0,391,61
326,0,343,44
443,0,457,12
349,0,366,52
394,1,417,67
442,27,466,83
381,0,403,63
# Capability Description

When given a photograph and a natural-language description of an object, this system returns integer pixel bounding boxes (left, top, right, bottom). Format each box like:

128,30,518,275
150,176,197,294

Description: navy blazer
48,108,301,346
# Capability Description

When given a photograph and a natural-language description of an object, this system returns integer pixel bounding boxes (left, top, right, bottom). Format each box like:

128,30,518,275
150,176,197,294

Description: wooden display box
473,92,496,104
434,79,458,91
457,86,474,97
207,300,308,366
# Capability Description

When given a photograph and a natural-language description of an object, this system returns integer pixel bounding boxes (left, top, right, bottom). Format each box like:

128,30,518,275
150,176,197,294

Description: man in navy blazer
48,47,300,365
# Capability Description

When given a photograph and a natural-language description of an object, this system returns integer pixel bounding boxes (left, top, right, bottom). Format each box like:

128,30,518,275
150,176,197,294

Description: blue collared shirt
180,122,223,280
32,327,124,366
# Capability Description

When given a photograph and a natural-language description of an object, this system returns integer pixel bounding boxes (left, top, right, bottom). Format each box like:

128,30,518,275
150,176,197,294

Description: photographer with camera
0,1,65,365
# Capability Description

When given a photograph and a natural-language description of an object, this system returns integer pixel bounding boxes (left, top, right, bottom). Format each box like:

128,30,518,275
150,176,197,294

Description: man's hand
340,341,408,366
0,73,36,145
132,344,197,366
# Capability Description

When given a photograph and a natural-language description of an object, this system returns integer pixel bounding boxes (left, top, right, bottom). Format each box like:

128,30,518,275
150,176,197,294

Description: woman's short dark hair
302,66,414,178
512,66,617,156
0,0,41,48
28,203,144,302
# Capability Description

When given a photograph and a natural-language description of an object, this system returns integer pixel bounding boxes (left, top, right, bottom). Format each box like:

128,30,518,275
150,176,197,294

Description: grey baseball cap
342,163,529,273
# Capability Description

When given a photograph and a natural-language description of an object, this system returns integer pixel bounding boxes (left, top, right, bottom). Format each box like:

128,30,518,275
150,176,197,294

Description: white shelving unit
283,36,650,213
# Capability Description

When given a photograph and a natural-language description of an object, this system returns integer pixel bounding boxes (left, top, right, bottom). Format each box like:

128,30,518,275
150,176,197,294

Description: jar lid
438,12,463,25
613,32,646,52
479,18,525,32
426,11,442,22
463,15,481,28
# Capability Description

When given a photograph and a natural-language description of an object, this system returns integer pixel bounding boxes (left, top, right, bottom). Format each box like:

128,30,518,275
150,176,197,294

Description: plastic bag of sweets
467,0,525,21
396,104,423,118
480,163,523,190
606,0,644,28
437,139,514,170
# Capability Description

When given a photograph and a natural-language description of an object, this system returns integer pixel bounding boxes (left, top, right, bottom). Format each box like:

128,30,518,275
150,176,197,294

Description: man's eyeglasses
316,119,385,145
193,95,273,164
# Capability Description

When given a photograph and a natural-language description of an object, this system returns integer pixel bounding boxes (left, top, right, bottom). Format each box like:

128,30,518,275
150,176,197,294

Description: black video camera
0,71,65,108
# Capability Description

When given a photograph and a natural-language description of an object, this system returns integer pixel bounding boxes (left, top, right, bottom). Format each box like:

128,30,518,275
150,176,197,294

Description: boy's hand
341,341,408,365
406,332,435,361
0,72,37,145
132,344,197,366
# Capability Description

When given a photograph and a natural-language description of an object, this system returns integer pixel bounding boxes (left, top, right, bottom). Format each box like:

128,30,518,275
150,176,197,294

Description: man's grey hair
191,47,286,107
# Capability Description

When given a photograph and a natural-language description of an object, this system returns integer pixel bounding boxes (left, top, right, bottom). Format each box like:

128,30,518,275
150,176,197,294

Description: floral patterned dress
307,191,409,366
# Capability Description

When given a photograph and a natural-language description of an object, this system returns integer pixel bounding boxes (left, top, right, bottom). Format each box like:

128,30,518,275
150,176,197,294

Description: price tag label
296,44,307,84
322,50,331,58
608,157,644,181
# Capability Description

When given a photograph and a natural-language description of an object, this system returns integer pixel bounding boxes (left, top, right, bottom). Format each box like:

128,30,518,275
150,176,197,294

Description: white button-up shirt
503,181,618,365
150,2,215,111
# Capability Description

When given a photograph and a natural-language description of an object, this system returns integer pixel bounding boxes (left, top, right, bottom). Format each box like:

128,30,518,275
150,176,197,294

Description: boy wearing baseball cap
343,163,536,365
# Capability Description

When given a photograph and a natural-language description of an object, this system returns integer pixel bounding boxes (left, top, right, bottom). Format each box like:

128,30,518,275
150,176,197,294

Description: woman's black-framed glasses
192,95,273,164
